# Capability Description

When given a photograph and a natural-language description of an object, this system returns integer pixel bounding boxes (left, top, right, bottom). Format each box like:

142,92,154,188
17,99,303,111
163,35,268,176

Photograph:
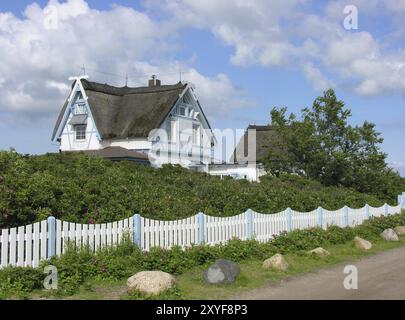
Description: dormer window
179,106,186,116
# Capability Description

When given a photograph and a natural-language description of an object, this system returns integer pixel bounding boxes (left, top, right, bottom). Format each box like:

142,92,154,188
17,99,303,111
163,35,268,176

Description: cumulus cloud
302,63,332,91
0,0,248,122
152,0,405,96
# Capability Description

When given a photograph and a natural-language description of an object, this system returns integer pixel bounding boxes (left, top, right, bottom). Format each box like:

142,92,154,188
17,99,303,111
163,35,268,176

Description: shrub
0,150,396,228
0,267,43,299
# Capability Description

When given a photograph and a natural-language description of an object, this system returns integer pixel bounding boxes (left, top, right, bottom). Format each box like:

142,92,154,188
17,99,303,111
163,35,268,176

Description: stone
203,259,240,284
380,228,399,241
127,271,175,295
354,236,372,250
307,247,330,258
394,226,405,236
262,254,289,271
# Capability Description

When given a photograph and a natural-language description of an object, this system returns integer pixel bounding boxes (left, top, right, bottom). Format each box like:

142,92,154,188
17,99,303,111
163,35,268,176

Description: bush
0,150,396,228
0,267,44,299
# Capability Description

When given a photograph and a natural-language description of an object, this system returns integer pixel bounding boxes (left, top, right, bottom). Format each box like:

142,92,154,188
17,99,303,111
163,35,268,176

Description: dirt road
231,246,405,300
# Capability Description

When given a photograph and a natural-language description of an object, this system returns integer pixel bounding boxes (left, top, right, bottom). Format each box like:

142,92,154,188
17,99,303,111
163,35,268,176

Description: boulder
380,228,399,241
203,259,240,284
262,254,289,271
394,226,405,236
354,236,372,250
307,247,330,258
127,271,175,295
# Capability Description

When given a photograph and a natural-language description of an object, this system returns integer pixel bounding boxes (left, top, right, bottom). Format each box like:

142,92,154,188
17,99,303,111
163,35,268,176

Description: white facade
54,78,215,168
208,164,266,182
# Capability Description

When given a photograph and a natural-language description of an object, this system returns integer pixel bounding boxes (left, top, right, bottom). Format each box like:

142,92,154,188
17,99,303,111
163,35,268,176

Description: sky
0,0,404,176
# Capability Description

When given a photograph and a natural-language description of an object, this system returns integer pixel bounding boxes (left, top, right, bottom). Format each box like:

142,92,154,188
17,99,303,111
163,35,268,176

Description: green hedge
1,211,404,298
0,150,396,228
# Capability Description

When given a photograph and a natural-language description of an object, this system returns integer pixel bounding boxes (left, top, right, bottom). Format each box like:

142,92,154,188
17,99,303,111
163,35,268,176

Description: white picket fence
1,194,404,269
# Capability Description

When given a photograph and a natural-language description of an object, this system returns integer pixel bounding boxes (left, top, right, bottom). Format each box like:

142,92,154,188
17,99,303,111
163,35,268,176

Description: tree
264,89,402,199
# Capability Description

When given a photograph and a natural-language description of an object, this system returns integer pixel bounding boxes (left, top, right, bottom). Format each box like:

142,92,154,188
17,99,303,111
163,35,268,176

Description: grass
29,235,405,300
173,237,405,300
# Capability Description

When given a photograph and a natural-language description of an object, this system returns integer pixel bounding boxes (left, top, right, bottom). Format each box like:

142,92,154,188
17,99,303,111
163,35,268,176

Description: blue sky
0,0,404,176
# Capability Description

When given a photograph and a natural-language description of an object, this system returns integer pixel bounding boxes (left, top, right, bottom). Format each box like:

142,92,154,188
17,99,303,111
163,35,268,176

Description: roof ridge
81,79,186,96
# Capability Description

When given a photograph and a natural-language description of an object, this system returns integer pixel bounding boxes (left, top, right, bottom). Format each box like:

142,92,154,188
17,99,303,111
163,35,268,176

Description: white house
52,76,216,170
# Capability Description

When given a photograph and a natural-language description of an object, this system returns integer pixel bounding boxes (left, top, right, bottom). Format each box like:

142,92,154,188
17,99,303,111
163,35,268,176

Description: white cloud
302,63,332,91
0,0,247,122
153,0,405,96
125,61,254,118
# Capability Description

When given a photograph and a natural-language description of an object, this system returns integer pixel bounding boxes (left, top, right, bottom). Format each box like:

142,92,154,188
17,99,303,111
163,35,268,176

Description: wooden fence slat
94,224,101,251
40,220,47,260
106,223,112,246
117,220,123,244
88,224,95,252
1,229,9,268
69,223,76,248
9,228,17,266
112,222,117,245
25,224,32,267
62,221,69,254
33,223,40,267
76,223,82,248
17,226,25,267
100,224,106,249
56,220,62,256
82,224,89,248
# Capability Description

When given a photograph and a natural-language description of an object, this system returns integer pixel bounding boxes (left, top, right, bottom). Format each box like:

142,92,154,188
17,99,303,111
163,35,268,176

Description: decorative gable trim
160,83,217,144
52,76,101,142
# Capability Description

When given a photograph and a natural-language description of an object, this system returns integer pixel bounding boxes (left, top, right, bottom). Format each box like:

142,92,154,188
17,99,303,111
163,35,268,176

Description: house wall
208,164,266,182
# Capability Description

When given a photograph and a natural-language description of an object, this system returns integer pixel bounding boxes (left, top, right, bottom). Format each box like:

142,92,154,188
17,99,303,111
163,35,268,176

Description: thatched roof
52,79,186,141
230,125,287,163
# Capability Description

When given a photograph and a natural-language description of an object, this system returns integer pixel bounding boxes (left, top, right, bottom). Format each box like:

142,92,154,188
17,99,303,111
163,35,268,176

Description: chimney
148,75,161,87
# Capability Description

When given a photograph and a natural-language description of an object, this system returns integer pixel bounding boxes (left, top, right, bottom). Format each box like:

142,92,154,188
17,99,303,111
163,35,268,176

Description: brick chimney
148,75,161,87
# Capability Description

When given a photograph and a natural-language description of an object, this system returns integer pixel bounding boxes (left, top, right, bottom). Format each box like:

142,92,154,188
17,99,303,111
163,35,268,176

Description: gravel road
231,246,405,300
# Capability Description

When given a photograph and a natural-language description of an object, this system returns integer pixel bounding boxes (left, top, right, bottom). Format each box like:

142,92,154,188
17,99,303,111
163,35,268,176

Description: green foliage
0,267,44,299
0,150,392,228
265,89,402,201
125,286,186,300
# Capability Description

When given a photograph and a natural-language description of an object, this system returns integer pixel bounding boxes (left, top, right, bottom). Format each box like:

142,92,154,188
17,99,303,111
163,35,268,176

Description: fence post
247,209,253,240
384,203,388,216
318,207,323,229
198,212,205,244
133,214,141,248
287,208,292,231
365,204,370,219
344,206,349,227
47,216,56,259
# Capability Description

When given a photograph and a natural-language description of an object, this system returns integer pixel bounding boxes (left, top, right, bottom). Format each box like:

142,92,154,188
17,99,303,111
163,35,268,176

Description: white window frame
75,124,86,141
